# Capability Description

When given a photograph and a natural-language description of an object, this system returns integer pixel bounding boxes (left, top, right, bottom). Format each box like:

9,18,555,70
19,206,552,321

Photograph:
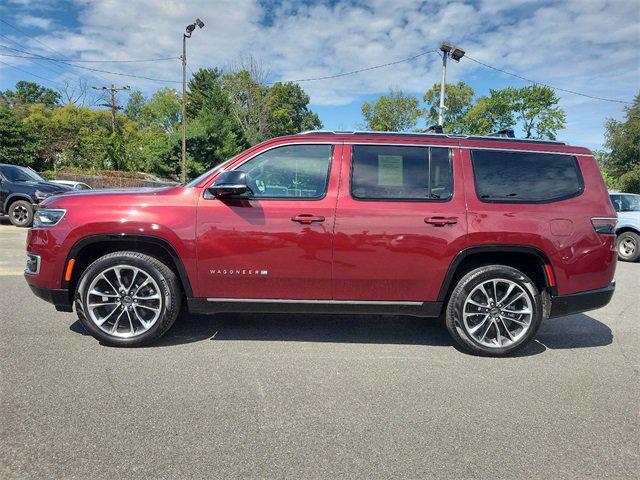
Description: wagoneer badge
210,269,268,276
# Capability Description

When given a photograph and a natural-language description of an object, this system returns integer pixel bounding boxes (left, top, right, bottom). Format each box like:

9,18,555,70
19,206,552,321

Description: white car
610,193,640,262
51,180,92,191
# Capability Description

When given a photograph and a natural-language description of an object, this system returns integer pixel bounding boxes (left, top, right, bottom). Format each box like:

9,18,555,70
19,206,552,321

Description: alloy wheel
619,238,636,258
462,278,533,349
86,265,163,338
12,205,29,224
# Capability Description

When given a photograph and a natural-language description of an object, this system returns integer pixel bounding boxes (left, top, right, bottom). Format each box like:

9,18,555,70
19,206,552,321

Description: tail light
591,217,617,235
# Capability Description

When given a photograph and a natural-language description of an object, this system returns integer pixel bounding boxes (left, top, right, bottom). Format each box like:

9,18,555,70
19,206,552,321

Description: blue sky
1,0,638,150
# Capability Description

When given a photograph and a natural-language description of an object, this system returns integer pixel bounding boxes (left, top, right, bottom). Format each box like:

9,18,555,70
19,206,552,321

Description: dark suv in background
0,164,72,227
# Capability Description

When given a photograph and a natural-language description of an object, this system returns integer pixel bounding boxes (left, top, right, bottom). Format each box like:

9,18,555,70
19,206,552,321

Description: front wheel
445,265,544,356
75,251,182,347
616,231,640,262
8,200,34,227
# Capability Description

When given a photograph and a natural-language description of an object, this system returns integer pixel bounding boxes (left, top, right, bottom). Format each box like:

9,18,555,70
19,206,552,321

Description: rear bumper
27,283,73,312
549,281,615,318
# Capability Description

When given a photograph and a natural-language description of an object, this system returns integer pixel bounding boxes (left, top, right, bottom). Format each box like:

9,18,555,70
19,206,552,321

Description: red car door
332,142,467,302
195,142,341,300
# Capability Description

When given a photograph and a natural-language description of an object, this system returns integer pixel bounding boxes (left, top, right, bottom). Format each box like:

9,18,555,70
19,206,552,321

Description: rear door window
351,145,452,201
471,150,584,203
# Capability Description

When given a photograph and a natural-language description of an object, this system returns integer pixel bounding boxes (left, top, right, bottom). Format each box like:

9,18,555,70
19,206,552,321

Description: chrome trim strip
206,298,423,305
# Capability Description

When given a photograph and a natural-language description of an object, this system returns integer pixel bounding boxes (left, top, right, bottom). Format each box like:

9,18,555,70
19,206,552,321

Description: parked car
24,131,617,355
0,164,73,227
609,192,640,262
51,180,92,190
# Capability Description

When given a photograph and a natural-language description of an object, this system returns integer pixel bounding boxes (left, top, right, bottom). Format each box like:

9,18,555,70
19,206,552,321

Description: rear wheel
445,265,544,356
8,200,33,227
616,231,640,262
75,251,181,347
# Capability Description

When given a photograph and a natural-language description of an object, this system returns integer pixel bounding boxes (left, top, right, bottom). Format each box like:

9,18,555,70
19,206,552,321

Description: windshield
186,156,239,187
0,165,45,183
611,194,640,212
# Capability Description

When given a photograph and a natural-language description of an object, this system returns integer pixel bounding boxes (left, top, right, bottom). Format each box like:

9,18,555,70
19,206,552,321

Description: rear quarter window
471,150,584,203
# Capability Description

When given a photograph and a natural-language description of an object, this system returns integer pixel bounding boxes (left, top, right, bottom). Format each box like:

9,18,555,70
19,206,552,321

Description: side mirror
207,170,253,198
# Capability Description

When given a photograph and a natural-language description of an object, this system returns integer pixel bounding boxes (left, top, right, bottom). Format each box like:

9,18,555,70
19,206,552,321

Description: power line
273,48,438,84
0,59,64,87
464,54,633,105
0,51,179,63
0,17,114,84
0,44,180,84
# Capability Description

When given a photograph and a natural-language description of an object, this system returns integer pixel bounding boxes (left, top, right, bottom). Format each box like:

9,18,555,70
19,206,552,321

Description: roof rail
295,129,565,145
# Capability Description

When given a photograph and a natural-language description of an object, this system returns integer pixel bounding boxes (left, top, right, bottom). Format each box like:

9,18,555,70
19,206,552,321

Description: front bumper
27,284,73,312
549,281,615,318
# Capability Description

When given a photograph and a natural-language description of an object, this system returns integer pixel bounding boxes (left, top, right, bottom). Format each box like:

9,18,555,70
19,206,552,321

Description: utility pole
437,42,466,128
181,18,205,183
93,84,130,133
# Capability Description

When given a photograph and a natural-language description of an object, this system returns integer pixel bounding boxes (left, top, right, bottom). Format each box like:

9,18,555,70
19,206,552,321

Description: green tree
1,81,60,117
124,90,146,122
223,70,271,145
510,85,565,139
423,81,474,132
140,88,182,133
0,108,37,166
602,93,640,179
361,89,423,131
186,67,223,118
267,82,322,136
462,89,515,135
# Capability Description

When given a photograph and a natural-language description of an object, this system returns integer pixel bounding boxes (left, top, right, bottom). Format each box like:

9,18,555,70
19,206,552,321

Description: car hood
20,180,74,192
40,185,182,207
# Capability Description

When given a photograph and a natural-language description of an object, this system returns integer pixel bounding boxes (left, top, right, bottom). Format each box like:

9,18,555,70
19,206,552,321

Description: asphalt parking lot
1,218,638,479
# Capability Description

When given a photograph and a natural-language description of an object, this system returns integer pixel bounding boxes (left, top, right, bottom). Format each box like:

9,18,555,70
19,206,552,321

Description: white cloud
17,15,53,29
1,0,639,147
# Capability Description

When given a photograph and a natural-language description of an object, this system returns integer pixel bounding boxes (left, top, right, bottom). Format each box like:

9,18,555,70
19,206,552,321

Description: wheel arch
63,234,193,302
615,225,640,236
4,193,34,213
438,245,555,303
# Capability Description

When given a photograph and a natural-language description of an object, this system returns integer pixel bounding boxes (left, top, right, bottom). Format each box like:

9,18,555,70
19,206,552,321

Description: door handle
292,214,325,224
424,216,458,226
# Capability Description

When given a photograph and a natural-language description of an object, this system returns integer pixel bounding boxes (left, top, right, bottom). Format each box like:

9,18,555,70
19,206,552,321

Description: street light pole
181,18,204,184
181,34,187,184
437,42,466,129
438,51,447,127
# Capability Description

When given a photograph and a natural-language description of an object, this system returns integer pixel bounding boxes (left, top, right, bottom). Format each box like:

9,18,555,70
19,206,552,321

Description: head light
34,190,51,201
34,209,66,227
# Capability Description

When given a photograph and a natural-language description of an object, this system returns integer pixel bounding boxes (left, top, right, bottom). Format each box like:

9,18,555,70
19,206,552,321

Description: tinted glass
238,144,332,198
351,145,452,200
0,165,43,182
471,150,583,203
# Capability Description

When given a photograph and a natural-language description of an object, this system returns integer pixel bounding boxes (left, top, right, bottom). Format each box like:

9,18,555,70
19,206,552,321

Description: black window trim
470,149,585,205
216,143,335,202
349,144,454,203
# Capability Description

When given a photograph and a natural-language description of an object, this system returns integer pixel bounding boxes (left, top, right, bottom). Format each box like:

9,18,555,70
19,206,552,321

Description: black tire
8,199,34,227
445,265,544,356
616,231,640,262
75,251,181,347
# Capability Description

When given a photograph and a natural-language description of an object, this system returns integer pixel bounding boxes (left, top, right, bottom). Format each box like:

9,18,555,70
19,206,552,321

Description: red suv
24,131,617,355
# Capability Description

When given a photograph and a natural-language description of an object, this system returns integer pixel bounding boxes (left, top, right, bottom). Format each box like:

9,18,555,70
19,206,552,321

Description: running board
187,298,443,318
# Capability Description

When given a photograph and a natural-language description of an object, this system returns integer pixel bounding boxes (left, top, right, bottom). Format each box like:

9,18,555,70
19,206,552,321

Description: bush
617,168,640,194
